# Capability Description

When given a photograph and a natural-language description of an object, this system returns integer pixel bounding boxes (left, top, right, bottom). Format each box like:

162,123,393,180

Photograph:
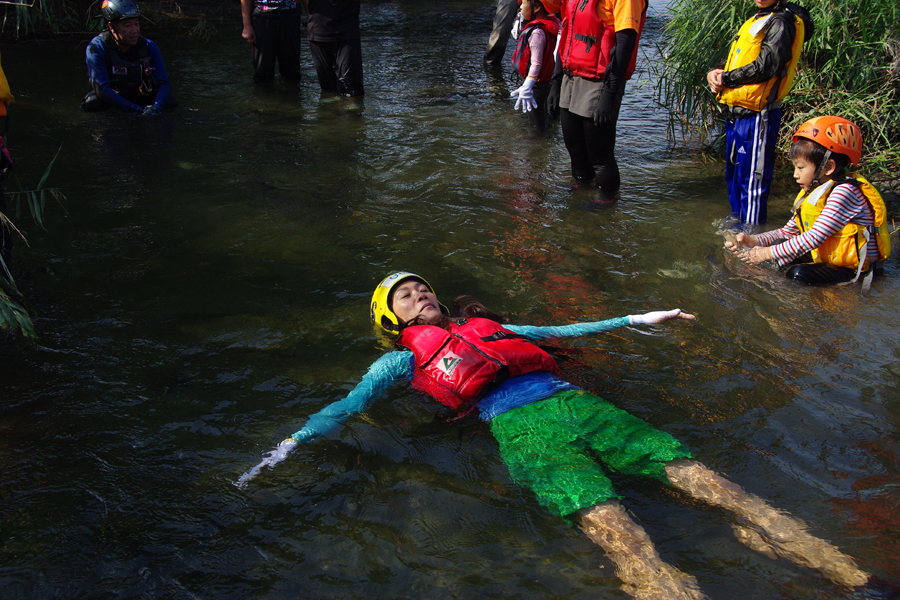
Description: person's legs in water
491,391,703,600
334,39,364,97
664,459,869,588
528,81,550,133
309,40,339,93
581,93,622,197
484,0,518,67
577,502,707,600
560,108,595,186
786,263,857,285
275,13,303,82
251,13,280,82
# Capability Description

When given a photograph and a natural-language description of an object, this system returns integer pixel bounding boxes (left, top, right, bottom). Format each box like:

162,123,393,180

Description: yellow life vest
717,12,804,111
792,175,892,273
0,52,13,117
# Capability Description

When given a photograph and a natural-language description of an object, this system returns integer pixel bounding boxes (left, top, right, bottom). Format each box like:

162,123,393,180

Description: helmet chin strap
808,149,833,191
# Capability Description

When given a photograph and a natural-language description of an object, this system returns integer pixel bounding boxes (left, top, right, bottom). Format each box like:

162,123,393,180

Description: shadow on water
1,1,899,598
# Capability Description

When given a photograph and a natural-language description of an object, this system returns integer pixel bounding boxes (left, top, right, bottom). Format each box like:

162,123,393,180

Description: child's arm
725,220,797,261
505,310,695,341
738,184,868,266
510,27,548,113
526,27,547,80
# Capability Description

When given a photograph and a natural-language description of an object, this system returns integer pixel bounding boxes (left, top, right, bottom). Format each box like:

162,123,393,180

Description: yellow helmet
370,271,446,333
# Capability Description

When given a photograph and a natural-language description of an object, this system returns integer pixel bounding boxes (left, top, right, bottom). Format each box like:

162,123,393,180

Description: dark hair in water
401,295,507,330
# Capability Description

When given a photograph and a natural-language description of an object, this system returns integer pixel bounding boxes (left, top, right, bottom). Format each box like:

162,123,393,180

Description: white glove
511,11,524,40
235,437,299,488
510,77,538,113
629,309,696,326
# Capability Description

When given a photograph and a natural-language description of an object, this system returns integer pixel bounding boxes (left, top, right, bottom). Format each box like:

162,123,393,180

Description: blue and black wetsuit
82,31,176,113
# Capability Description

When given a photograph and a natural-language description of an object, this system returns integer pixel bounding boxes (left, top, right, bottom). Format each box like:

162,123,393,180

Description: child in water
726,116,891,288
508,0,560,132
240,272,870,599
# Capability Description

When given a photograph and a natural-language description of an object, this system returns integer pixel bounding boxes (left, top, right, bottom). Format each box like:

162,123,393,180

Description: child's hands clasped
724,233,773,264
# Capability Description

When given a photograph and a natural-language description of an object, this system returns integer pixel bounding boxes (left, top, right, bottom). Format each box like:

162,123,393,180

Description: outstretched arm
236,350,414,487
505,310,695,341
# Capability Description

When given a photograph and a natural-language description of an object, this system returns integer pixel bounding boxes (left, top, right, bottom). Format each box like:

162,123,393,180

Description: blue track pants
725,107,781,225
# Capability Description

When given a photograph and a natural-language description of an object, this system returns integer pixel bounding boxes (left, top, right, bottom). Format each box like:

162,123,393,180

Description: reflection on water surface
1,1,899,599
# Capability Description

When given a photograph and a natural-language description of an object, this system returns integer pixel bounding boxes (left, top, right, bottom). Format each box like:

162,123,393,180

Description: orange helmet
792,116,863,166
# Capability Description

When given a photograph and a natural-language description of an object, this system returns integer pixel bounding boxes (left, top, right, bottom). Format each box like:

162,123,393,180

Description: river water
2,1,899,598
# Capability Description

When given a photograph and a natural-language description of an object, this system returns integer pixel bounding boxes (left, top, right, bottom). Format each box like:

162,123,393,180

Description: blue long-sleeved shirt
85,33,171,114
291,317,631,444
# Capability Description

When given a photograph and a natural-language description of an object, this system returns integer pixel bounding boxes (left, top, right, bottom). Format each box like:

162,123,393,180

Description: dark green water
2,1,899,598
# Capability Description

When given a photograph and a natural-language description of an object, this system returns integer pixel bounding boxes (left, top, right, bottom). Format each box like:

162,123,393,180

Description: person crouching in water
509,0,561,133
241,272,870,598
81,0,177,115
726,116,891,288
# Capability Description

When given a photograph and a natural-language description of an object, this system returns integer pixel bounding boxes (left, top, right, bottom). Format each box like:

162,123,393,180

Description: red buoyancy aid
397,318,559,412
559,0,646,81
512,16,562,83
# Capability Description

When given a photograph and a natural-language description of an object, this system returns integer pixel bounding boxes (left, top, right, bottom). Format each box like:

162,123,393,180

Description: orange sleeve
611,0,645,32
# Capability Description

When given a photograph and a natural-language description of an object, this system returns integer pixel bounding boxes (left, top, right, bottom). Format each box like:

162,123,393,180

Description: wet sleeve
768,184,868,266
85,37,143,114
722,13,796,87
145,40,172,111
505,316,631,340
606,29,637,93
290,350,415,443
754,224,794,248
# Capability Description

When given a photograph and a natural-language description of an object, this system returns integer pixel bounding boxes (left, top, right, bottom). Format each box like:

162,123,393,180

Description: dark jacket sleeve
145,40,171,111
605,29,637,94
721,12,796,88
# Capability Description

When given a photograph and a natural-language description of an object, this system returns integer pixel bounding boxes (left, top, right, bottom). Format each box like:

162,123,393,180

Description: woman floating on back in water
239,272,869,599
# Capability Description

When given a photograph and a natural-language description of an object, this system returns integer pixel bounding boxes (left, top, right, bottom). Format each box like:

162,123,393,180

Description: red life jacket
559,0,646,80
396,318,558,412
511,16,561,83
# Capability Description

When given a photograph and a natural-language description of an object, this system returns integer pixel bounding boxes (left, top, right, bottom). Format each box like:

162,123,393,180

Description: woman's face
391,280,442,325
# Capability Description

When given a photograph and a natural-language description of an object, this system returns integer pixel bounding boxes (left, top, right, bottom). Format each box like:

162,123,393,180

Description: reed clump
655,0,900,189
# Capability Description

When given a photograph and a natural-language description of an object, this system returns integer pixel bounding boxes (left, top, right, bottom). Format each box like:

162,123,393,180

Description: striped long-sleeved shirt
755,182,877,267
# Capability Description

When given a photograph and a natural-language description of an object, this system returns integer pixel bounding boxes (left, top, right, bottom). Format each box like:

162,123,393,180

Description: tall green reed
655,0,900,186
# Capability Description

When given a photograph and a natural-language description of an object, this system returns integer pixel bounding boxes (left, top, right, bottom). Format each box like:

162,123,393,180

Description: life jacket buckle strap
574,33,598,52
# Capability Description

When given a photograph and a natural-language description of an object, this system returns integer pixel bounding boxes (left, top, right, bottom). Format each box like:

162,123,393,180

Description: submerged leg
576,501,707,600
664,459,869,588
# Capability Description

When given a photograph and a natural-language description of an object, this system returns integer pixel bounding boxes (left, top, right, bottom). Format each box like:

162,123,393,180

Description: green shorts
489,389,692,517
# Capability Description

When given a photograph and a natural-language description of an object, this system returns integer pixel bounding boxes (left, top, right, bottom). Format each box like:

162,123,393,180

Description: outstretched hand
235,437,299,488
630,309,696,326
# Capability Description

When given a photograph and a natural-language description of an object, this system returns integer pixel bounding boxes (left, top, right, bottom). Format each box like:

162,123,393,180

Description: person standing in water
556,0,647,205
707,0,812,225
509,0,561,133
81,0,177,115
240,272,870,599
304,0,364,97
240,0,304,84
